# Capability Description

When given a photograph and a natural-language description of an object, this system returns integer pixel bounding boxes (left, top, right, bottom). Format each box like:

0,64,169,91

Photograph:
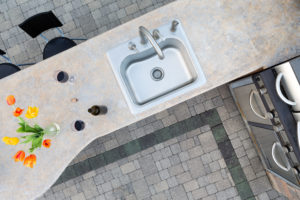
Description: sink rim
107,19,206,114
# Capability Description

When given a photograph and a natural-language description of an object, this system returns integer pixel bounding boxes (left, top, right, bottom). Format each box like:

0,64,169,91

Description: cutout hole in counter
55,71,69,83
72,120,85,131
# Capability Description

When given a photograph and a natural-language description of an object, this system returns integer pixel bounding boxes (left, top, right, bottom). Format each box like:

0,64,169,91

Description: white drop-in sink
107,20,206,114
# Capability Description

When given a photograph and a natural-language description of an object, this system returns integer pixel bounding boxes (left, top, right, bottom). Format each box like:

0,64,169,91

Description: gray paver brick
139,155,157,176
154,180,169,193
155,110,169,120
176,172,192,184
179,151,190,162
192,187,208,199
132,179,150,199
201,153,213,165
83,170,96,179
160,158,171,169
210,150,222,161
71,192,86,200
173,103,191,121
239,156,250,168
194,103,205,114
257,192,269,200
188,145,204,158
212,96,224,107
137,0,153,9
246,148,258,160
162,115,177,127
209,161,221,172
249,176,272,195
63,185,78,198
180,138,195,151
187,157,206,178
223,115,245,135
161,147,172,158
218,85,231,99
167,176,178,188
159,169,170,180
169,164,184,176
207,171,223,184
94,173,104,185
183,180,199,192
204,99,216,110
80,178,99,199
111,178,121,189
170,143,182,155
120,162,136,174
152,150,163,161
215,179,232,191
206,184,218,195
125,3,138,15
101,181,112,193
151,192,167,200
129,169,144,181
170,185,188,200
199,131,218,153
146,173,161,185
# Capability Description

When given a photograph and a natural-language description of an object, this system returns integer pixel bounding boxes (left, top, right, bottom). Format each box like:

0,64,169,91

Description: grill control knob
273,124,283,132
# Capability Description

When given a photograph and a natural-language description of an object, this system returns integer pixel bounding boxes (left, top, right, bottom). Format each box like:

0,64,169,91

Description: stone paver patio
0,0,290,200
38,86,287,200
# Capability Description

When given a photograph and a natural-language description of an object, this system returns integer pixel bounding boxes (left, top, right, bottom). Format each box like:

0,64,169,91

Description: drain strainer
151,67,164,81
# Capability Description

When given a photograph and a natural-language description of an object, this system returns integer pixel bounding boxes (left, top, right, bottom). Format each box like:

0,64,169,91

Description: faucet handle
170,20,179,32
152,29,161,40
128,42,137,50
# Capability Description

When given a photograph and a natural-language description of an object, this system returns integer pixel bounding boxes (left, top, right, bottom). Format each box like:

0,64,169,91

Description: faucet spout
139,26,164,59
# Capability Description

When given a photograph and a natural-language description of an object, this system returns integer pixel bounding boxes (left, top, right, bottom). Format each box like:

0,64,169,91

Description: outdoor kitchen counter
0,0,298,199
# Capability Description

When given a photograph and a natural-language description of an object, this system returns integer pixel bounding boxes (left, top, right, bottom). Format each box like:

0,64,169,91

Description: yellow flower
2,136,19,145
25,106,39,119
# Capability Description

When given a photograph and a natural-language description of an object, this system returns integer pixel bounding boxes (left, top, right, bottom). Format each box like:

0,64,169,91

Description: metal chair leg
0,55,12,63
56,27,64,37
17,63,36,67
40,33,49,42
70,38,88,41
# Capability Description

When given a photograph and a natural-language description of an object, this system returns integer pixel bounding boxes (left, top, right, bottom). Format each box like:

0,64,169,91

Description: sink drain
151,67,164,81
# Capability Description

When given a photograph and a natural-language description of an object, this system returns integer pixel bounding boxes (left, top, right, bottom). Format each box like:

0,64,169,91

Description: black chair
0,49,35,79
0,49,21,79
19,11,86,60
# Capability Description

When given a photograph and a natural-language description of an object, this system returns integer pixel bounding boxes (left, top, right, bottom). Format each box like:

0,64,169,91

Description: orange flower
13,150,25,162
23,154,36,168
6,95,15,105
42,139,51,148
13,107,24,117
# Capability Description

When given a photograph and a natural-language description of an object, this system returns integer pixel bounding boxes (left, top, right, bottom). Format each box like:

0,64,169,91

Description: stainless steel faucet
139,26,164,59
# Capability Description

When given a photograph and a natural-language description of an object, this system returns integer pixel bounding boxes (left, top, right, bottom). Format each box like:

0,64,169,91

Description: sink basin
107,20,206,114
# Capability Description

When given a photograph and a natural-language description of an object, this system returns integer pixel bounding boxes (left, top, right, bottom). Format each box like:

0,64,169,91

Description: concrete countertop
0,0,299,199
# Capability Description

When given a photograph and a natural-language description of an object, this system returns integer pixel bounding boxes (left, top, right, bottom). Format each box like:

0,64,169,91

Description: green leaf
17,126,25,133
29,136,43,153
18,117,25,124
34,124,43,132
21,134,35,144
24,124,37,133
32,137,41,148
29,147,34,153
20,133,39,144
